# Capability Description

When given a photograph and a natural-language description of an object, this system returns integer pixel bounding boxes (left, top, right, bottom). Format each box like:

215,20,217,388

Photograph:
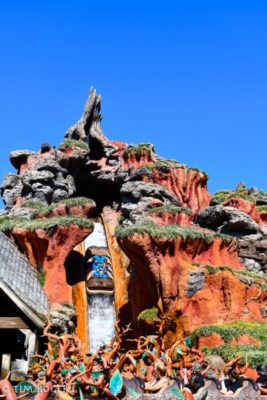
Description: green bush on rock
191,321,267,368
58,139,89,151
115,221,232,243
0,215,93,233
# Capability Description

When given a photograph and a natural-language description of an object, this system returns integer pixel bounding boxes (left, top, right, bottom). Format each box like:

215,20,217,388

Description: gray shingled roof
0,232,48,318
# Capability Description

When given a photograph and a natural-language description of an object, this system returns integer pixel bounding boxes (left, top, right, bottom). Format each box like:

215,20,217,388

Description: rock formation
0,88,266,370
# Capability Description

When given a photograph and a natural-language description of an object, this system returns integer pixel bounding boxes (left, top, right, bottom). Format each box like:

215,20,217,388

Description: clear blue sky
0,0,266,199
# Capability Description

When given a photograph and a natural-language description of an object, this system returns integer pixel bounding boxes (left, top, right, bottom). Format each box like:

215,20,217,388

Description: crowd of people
1,318,266,399
27,320,267,399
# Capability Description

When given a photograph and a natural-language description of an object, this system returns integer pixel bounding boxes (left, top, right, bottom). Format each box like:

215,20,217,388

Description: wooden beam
0,317,29,329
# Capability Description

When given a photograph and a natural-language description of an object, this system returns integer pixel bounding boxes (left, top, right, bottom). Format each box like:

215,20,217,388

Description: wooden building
0,232,48,380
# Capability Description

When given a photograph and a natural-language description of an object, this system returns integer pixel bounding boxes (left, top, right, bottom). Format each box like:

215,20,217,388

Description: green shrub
206,344,267,368
58,139,89,151
192,320,267,343
117,215,124,224
231,193,256,203
123,143,155,156
191,320,267,366
38,270,46,287
257,205,267,212
59,197,94,208
212,194,229,204
138,307,159,322
212,189,256,204
147,205,192,216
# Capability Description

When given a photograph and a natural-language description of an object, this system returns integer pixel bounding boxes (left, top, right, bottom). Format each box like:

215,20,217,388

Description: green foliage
0,217,18,232
192,321,267,367
0,215,93,232
147,205,192,216
212,189,256,204
150,159,186,171
117,215,124,224
194,263,267,283
257,205,267,212
115,221,232,244
215,190,234,194
206,344,267,369
192,320,267,343
233,193,256,202
136,162,171,172
58,139,89,151
123,143,155,156
59,197,94,208
22,200,47,211
23,197,94,216
38,270,46,287
138,307,159,322
212,194,229,204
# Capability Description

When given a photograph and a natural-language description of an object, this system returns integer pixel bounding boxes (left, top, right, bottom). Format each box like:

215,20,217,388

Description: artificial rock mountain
1,88,267,356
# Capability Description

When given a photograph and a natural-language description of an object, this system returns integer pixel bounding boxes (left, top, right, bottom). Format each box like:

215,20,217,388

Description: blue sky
0,0,266,201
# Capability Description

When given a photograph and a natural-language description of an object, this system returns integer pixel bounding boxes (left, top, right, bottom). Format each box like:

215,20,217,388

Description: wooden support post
1,354,11,379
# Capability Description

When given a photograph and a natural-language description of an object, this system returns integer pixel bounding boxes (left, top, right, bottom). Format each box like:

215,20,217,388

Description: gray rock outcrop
187,270,205,297
120,181,179,225
195,205,260,237
10,149,36,169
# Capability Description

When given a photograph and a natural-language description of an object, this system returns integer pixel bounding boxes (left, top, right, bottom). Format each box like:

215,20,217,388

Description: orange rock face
198,332,261,348
149,167,211,213
11,224,93,305
8,202,95,305
198,333,225,349
122,148,155,169
117,232,267,342
229,334,261,346
122,150,211,214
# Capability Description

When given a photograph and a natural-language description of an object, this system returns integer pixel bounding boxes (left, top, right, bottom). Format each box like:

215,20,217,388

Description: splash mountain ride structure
0,88,267,398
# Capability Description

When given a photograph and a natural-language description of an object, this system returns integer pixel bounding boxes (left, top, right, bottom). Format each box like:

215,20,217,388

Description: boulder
35,156,68,175
195,205,260,236
242,257,263,274
121,181,179,205
9,149,36,169
187,270,205,297
1,173,21,208
1,173,19,190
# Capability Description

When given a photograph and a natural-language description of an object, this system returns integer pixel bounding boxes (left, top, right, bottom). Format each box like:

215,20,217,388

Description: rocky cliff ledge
0,88,266,364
